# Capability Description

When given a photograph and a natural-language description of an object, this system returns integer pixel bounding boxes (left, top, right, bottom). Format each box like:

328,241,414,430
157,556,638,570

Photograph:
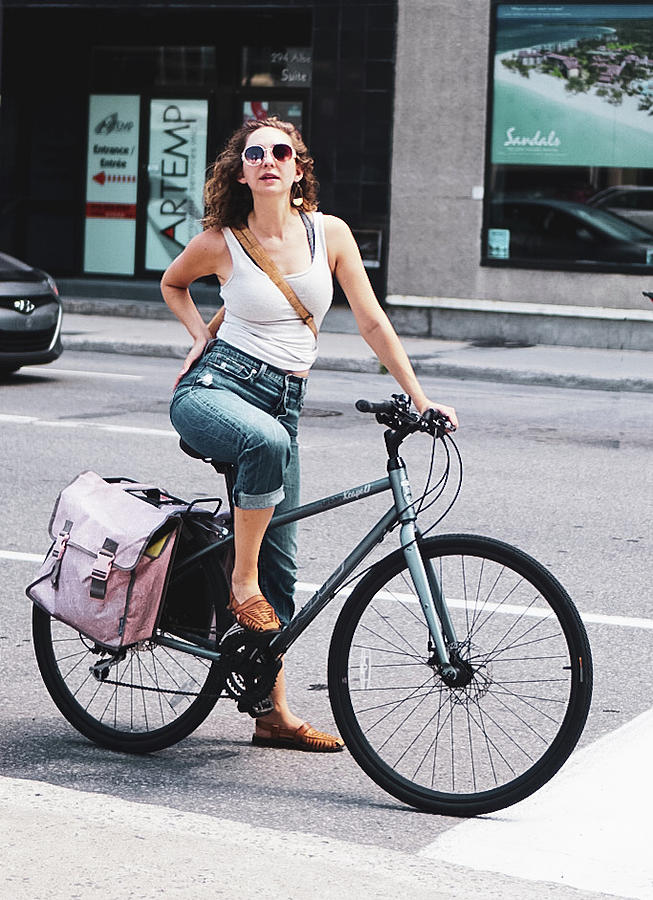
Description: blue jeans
170,340,306,625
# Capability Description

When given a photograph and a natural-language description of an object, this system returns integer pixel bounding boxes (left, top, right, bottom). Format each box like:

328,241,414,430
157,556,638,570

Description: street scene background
1,347,651,898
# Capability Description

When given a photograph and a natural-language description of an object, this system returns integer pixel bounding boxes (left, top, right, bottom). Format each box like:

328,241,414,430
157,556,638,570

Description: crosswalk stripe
419,707,653,899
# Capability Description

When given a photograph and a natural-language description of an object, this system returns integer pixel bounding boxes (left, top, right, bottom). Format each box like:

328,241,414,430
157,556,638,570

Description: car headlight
46,274,59,297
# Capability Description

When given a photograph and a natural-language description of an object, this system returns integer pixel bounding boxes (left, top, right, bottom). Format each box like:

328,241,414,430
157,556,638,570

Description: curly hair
202,117,319,231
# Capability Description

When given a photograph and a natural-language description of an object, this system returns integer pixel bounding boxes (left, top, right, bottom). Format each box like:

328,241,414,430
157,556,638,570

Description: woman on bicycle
160,117,458,752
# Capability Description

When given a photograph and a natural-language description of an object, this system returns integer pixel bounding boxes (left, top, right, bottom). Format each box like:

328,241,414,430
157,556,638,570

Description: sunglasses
241,143,296,166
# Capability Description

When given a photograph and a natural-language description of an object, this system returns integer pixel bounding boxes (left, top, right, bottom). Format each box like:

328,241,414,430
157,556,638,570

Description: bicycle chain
98,677,226,699
93,628,278,704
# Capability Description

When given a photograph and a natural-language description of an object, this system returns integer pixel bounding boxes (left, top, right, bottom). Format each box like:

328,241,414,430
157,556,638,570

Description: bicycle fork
388,459,460,678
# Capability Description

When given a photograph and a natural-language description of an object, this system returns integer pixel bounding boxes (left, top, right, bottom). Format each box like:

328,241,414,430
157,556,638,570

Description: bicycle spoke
336,537,591,810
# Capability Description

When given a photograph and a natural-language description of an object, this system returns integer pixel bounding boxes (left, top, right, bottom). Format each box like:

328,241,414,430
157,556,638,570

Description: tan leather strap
231,225,318,338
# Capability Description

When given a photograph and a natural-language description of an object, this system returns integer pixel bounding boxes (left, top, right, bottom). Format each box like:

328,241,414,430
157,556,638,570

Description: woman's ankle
230,578,262,606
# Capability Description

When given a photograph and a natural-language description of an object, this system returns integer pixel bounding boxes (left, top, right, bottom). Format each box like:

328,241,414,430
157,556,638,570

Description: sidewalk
0,775,614,900
60,301,653,393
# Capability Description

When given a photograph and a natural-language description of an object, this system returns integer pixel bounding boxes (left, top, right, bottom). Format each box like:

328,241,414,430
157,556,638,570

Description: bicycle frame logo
342,484,372,501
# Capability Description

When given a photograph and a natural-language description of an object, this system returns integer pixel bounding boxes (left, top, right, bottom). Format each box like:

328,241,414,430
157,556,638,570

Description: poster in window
492,4,653,167
242,100,303,130
145,99,208,271
84,95,140,275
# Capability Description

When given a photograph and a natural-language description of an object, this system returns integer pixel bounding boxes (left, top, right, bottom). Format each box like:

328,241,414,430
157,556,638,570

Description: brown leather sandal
229,592,281,633
252,721,345,752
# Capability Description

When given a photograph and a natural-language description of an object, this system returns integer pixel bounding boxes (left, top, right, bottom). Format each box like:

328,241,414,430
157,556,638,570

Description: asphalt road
1,352,651,898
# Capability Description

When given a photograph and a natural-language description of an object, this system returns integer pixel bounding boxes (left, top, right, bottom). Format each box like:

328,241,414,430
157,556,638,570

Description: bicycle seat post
212,461,235,519
178,438,236,519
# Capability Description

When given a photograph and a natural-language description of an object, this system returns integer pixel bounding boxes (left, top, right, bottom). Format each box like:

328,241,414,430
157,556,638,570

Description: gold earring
291,182,304,208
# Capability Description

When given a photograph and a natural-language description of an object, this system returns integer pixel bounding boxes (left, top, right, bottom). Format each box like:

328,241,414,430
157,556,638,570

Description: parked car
489,198,653,266
0,251,63,375
586,186,653,233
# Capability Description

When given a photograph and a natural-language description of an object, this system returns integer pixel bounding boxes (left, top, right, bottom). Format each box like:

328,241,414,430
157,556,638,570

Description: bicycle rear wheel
328,534,592,816
32,521,232,753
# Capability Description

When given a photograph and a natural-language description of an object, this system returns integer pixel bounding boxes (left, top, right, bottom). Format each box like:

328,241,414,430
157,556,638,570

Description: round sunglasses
241,143,296,166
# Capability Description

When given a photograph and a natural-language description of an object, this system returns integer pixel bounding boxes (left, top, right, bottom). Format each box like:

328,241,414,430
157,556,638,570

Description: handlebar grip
356,399,395,414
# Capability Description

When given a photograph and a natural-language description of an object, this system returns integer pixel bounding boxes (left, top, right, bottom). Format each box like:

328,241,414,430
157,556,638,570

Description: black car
489,198,653,266
0,251,63,375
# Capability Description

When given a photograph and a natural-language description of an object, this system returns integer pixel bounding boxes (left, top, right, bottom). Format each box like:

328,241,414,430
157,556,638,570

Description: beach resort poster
491,4,653,167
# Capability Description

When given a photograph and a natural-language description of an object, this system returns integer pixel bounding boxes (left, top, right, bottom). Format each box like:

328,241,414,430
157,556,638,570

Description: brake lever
422,408,453,437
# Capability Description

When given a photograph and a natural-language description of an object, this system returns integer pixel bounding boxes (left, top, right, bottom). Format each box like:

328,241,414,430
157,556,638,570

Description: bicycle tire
32,520,232,754
328,534,592,816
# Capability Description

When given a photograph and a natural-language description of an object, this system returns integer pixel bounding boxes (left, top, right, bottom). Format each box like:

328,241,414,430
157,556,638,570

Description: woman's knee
245,424,291,469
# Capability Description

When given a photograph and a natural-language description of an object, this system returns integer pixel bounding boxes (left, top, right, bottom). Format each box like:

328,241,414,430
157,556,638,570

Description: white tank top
218,211,333,371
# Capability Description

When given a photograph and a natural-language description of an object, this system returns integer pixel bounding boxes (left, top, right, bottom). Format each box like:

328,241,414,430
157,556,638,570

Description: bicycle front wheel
328,534,592,816
32,521,232,754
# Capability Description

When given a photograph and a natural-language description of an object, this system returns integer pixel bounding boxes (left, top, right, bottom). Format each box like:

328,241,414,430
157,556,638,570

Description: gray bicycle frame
159,459,458,666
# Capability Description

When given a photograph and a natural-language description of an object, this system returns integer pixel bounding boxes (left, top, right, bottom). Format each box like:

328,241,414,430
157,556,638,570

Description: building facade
0,0,395,301
2,0,652,339
389,0,653,328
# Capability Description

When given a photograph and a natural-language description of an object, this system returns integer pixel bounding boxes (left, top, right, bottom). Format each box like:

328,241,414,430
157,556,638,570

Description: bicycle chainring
218,625,281,708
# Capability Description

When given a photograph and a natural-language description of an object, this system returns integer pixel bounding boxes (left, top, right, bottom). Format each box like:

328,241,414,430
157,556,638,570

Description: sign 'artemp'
145,99,208,271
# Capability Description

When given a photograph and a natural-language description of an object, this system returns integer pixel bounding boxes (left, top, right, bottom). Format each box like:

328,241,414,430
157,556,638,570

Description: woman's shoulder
189,226,229,250
322,214,358,256
182,226,231,262
322,214,353,241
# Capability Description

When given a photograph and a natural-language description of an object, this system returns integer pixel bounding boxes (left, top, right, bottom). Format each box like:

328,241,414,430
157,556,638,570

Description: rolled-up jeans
170,339,307,625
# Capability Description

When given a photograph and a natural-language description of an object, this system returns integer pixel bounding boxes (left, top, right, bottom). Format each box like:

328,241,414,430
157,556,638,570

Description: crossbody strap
231,225,318,338
207,224,318,339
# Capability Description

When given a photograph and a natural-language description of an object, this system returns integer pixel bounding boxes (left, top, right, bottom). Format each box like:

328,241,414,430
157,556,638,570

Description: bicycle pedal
239,697,274,718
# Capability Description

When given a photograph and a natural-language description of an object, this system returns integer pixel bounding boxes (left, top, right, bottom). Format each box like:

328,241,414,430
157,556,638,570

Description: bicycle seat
178,439,234,475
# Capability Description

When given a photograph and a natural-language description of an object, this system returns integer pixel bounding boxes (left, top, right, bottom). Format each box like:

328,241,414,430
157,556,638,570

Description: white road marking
2,565,651,632
0,412,176,438
28,366,142,380
0,550,44,563
419,707,653,900
295,582,653,631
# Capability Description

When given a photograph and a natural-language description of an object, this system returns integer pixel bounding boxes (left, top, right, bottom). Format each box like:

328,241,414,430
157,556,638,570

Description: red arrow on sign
93,171,106,185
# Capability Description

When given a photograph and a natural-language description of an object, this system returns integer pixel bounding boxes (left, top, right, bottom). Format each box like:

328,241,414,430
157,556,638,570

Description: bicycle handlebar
355,399,395,415
356,395,453,437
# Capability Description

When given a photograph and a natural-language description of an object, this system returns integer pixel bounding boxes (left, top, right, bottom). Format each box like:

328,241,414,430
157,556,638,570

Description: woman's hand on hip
174,337,208,389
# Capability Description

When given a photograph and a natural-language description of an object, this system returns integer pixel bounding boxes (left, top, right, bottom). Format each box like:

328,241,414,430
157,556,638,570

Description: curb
62,336,653,394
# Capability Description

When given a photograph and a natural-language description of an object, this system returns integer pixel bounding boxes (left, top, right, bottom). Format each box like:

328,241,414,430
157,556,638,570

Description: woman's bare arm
160,229,231,384
324,216,458,428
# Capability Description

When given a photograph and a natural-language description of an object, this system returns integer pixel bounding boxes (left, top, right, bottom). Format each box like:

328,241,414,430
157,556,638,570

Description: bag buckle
52,519,73,559
91,548,115,582
52,532,69,559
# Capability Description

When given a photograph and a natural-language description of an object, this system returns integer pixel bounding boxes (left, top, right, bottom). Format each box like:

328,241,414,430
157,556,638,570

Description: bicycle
31,394,593,817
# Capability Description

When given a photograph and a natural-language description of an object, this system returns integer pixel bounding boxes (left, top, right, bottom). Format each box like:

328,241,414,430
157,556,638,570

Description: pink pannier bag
27,471,182,650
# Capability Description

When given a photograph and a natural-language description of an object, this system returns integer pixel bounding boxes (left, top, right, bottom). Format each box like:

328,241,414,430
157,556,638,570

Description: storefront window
484,3,653,271
92,46,217,88
242,100,303,128
241,47,312,88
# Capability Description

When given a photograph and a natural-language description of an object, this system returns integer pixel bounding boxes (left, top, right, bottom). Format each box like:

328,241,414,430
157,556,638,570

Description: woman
161,117,458,752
